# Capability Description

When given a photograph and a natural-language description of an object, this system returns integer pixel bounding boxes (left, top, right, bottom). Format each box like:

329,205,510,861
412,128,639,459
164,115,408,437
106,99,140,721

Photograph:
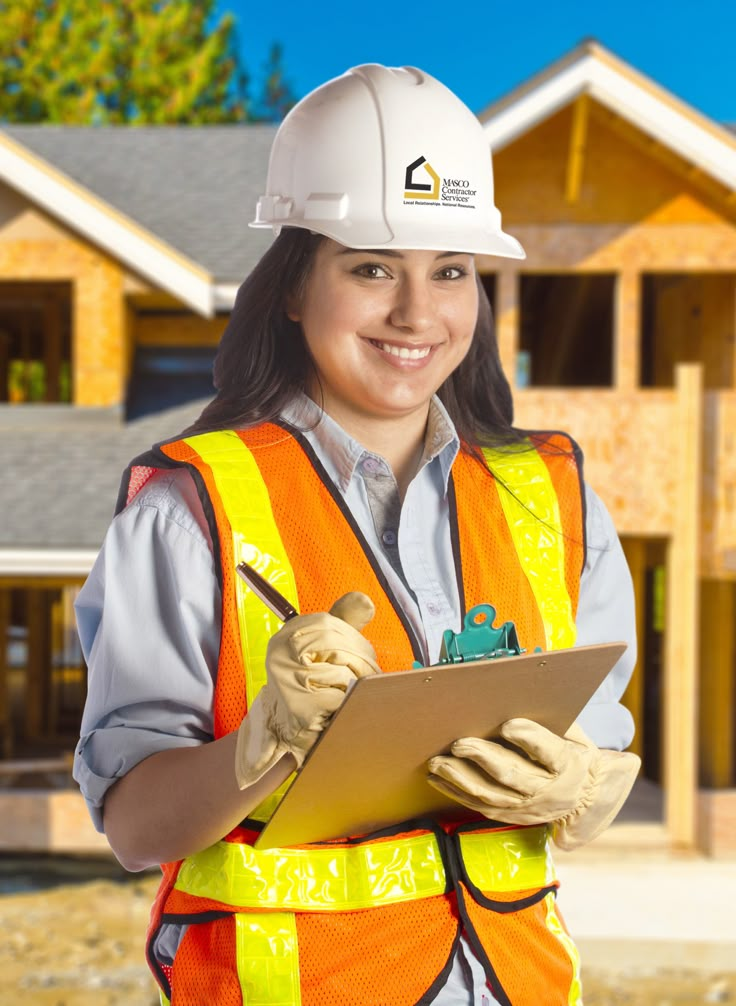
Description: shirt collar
279,392,460,496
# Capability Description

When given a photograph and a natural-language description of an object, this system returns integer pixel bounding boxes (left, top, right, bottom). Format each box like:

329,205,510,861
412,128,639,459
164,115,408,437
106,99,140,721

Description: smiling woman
285,242,479,490
73,63,639,1006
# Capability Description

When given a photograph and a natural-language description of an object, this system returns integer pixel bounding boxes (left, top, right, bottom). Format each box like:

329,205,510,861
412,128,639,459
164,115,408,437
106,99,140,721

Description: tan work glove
427,718,641,851
235,592,381,790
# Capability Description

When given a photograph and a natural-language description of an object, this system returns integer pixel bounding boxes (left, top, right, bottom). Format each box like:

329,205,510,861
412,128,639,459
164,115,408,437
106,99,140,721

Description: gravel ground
0,876,733,1005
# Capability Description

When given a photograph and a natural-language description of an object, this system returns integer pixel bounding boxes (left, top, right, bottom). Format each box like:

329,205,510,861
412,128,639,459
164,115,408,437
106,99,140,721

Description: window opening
126,344,216,419
0,283,72,403
640,273,735,389
519,274,614,387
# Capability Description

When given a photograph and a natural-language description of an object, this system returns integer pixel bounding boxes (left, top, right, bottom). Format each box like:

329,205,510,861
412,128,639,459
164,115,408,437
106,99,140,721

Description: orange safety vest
121,421,586,1006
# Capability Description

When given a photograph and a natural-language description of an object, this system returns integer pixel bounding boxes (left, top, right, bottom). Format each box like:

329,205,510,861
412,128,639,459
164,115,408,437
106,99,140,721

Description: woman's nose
389,278,436,333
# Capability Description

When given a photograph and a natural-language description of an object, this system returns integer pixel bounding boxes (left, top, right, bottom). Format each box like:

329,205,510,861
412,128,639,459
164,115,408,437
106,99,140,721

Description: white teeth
375,341,431,360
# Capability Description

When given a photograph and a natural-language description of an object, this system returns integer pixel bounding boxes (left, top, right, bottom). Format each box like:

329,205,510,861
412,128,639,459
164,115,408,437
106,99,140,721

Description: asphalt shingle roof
3,125,277,282
1,400,210,549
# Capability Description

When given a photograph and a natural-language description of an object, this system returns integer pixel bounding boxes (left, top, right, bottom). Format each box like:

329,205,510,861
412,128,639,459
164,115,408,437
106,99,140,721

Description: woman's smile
367,338,435,363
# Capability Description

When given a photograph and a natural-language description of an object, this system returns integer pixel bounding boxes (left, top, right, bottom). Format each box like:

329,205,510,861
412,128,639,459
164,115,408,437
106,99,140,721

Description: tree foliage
252,43,297,123
0,0,251,123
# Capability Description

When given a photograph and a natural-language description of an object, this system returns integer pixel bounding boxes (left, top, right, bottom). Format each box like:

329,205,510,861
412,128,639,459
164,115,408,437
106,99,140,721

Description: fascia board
483,53,736,192
483,57,591,151
0,549,98,576
213,283,239,310
586,60,736,190
0,136,215,317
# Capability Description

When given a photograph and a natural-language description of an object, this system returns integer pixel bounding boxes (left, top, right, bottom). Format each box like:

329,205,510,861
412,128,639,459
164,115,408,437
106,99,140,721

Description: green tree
253,42,297,123
0,0,250,123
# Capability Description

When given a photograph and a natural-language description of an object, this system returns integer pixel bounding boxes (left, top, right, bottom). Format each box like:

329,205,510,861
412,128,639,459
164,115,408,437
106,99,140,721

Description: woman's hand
235,592,381,789
427,718,640,850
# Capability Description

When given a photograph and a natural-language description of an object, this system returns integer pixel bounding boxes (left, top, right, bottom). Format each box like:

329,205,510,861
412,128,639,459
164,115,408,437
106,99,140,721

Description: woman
74,64,640,1006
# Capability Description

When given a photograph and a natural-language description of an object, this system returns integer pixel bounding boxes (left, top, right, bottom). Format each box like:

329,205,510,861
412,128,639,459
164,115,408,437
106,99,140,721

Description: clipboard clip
437,603,524,665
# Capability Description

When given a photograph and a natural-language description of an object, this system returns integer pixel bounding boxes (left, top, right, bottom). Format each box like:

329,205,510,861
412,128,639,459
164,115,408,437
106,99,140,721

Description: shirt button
427,602,440,616
382,529,397,547
362,457,383,475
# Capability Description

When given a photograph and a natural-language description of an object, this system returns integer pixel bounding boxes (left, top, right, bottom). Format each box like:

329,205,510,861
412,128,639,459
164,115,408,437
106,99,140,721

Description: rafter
565,95,590,204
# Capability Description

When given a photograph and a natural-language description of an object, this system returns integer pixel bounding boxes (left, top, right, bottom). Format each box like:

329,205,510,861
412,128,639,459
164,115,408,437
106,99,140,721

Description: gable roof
0,125,277,314
479,40,736,197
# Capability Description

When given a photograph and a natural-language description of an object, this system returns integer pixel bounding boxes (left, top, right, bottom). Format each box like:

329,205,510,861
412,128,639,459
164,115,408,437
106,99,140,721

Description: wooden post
565,95,589,205
620,537,646,758
664,363,703,846
25,589,50,741
699,580,734,787
614,270,640,393
496,268,520,387
44,294,62,403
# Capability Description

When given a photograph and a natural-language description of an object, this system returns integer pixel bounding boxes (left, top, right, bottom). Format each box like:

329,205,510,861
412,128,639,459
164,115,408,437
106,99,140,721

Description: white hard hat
250,64,525,259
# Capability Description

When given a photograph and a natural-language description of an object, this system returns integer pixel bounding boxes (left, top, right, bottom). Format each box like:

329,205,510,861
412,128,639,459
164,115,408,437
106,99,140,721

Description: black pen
236,561,299,622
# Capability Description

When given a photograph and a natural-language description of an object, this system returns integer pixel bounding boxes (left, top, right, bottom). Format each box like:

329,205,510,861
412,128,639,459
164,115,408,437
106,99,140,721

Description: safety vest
121,421,586,1006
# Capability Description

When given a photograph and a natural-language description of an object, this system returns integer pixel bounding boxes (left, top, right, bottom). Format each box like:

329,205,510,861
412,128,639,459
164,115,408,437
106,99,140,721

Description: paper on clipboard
254,641,627,849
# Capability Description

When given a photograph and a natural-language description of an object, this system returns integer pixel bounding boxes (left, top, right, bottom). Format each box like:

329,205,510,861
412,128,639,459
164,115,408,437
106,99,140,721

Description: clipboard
254,641,626,849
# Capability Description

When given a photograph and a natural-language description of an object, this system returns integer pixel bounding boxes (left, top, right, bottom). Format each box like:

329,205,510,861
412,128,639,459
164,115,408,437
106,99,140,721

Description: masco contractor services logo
403,155,478,210
404,156,440,200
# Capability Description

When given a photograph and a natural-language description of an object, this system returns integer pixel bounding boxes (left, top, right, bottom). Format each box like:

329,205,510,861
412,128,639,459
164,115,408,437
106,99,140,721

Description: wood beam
495,268,520,385
664,363,703,847
565,95,589,205
699,580,735,787
44,295,62,403
614,270,640,392
621,538,646,758
25,589,50,740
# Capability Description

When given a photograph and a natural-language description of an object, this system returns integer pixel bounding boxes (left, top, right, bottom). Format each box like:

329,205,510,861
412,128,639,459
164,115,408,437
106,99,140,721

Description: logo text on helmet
404,156,440,201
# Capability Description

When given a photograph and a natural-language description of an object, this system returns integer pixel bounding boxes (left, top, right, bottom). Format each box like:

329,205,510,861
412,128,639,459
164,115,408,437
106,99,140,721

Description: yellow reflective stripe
235,912,302,1006
482,444,576,650
182,431,297,821
175,834,447,911
182,431,299,703
159,991,170,1006
459,825,555,893
543,892,583,1006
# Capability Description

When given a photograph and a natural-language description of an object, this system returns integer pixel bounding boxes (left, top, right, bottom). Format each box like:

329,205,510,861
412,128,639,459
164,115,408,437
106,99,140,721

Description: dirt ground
0,876,733,1006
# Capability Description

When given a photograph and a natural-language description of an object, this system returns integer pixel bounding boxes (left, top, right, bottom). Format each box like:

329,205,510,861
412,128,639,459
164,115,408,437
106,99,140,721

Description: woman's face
289,239,478,431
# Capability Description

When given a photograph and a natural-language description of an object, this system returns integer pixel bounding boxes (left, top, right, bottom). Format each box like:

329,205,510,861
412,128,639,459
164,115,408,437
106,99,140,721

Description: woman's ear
285,293,301,323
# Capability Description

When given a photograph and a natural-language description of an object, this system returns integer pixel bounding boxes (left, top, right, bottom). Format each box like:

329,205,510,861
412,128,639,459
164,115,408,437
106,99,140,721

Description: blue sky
216,0,736,124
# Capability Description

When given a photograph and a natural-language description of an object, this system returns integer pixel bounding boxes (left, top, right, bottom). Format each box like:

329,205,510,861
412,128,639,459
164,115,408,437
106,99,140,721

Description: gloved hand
427,718,641,851
235,592,381,790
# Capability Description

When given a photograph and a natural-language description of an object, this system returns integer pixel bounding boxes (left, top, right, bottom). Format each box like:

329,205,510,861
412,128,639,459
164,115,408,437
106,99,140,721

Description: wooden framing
565,95,589,205
663,364,702,846
699,580,735,787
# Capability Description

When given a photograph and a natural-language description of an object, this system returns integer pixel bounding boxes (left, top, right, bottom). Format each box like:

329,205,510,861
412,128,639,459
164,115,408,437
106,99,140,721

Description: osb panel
702,392,736,577
134,313,227,346
514,389,679,534
0,236,126,406
498,222,736,272
494,100,735,226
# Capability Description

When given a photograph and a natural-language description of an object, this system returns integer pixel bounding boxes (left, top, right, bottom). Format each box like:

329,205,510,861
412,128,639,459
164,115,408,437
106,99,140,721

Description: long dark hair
185,228,525,451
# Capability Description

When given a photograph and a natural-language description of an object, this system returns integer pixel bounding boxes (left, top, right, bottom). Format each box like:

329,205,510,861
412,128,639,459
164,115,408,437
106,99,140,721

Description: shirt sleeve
73,468,222,832
574,483,637,751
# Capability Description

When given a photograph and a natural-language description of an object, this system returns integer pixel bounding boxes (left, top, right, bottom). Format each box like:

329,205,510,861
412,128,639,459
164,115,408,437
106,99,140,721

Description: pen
236,561,299,622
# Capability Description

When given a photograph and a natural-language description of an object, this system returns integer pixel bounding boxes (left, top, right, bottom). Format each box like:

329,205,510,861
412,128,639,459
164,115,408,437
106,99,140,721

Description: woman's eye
353,263,391,279
435,265,468,280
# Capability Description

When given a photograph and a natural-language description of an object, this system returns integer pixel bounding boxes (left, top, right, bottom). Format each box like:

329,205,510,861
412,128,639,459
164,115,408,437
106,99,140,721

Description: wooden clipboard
254,641,627,849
